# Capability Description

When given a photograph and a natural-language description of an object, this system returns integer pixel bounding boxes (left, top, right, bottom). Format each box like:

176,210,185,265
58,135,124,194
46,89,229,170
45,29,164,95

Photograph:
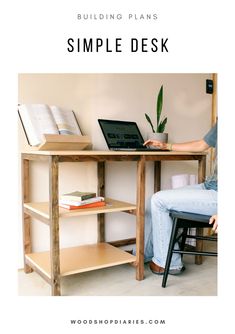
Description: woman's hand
209,214,218,234
144,139,168,150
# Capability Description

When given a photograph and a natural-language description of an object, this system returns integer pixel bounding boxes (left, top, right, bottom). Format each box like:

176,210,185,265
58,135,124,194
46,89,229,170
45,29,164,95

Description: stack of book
59,191,105,210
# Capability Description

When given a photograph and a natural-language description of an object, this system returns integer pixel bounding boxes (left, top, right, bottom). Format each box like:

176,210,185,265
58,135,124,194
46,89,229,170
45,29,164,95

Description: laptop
98,119,163,151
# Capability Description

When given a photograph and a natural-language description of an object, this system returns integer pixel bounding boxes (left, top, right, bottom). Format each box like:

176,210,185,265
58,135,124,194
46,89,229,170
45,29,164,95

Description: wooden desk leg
22,157,33,273
196,156,207,265
136,157,145,281
49,156,61,296
97,161,105,243
154,161,161,193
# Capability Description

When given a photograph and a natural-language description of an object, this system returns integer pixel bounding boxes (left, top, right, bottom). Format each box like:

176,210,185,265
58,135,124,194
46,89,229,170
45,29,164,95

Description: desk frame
21,150,206,296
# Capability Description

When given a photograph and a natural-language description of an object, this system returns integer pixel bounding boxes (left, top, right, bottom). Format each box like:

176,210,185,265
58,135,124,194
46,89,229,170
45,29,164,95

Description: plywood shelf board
24,198,136,219
25,243,136,278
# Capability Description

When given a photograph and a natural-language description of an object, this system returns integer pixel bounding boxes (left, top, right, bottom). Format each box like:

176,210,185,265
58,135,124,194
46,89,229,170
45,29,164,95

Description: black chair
162,210,217,288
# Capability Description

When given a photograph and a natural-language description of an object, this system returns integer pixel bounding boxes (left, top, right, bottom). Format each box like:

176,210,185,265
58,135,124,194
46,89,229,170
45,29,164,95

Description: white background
1,0,234,333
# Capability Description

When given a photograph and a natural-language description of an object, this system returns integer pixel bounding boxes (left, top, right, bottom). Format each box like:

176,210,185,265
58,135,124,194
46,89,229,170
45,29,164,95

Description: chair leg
162,218,179,288
195,227,204,264
180,227,188,255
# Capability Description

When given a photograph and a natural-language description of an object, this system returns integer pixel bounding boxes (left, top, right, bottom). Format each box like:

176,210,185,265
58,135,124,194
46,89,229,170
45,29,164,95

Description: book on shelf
18,104,82,146
60,190,96,202
59,201,106,210
59,196,105,207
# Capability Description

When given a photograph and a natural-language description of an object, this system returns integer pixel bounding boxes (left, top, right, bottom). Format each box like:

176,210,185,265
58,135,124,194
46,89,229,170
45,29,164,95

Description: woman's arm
144,139,210,152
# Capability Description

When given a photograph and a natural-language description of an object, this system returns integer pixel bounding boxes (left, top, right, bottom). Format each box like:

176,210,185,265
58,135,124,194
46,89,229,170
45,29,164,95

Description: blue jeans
143,183,217,269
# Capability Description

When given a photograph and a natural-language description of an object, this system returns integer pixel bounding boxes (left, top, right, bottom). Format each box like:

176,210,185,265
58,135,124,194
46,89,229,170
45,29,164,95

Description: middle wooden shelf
24,198,137,222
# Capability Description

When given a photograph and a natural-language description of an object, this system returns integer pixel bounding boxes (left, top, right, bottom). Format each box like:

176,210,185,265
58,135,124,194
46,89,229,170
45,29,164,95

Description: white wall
18,73,212,267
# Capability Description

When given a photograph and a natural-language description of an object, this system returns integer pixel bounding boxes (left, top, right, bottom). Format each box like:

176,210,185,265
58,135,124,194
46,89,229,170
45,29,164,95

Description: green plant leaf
156,85,163,127
145,113,155,133
157,117,167,133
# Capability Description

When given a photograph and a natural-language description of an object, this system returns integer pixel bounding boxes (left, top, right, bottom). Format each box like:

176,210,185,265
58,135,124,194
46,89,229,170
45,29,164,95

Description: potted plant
145,85,168,144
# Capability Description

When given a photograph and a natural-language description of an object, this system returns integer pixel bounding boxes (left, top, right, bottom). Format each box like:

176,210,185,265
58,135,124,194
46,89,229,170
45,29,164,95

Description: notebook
98,119,163,151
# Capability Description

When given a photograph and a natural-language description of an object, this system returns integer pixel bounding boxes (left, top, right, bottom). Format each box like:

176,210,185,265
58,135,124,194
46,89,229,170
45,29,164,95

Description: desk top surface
22,150,207,156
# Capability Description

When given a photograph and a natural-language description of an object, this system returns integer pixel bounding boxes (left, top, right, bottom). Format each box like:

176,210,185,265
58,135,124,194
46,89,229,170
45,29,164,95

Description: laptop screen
98,119,145,149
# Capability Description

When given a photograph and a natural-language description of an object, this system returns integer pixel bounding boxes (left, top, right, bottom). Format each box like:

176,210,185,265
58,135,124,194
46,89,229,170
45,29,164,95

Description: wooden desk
21,150,206,296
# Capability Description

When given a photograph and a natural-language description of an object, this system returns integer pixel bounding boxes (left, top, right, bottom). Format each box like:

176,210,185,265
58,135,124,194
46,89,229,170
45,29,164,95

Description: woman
143,122,217,275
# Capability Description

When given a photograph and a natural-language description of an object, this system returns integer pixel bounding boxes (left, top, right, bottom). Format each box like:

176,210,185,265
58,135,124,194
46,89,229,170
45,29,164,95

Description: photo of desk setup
18,73,217,296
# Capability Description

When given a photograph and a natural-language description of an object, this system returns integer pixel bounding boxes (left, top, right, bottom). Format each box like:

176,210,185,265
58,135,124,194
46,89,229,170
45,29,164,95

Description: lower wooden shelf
25,243,136,279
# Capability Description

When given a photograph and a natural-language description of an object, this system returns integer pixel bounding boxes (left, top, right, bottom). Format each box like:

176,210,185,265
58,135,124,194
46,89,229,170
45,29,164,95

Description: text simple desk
21,150,206,296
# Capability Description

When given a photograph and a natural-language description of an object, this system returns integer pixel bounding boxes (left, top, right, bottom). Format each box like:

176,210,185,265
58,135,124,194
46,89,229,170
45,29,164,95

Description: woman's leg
151,184,217,269
143,197,154,262
133,197,153,262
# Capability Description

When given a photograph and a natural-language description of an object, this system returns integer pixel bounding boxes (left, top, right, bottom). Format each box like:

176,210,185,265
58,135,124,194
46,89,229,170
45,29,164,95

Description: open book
18,104,82,146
